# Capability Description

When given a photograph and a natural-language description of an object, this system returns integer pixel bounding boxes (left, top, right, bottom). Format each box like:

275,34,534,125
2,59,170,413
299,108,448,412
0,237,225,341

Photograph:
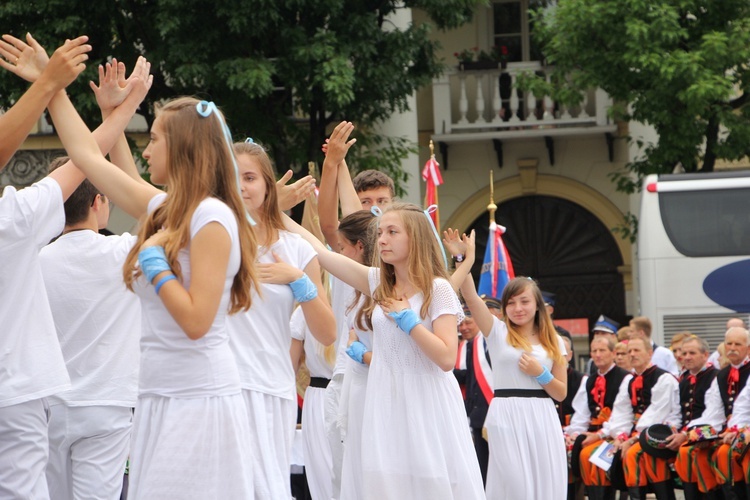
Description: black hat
592,315,620,335
639,424,677,459
480,294,502,311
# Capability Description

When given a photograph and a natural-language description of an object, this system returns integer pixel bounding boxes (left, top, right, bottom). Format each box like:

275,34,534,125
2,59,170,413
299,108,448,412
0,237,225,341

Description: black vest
679,366,718,426
629,365,669,416
585,365,630,430
555,367,585,426
716,362,750,417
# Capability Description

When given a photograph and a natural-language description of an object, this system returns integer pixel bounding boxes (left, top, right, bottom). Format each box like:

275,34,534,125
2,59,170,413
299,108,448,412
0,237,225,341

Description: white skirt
302,386,332,500
128,394,252,499
484,395,566,500
243,389,296,500
339,362,369,500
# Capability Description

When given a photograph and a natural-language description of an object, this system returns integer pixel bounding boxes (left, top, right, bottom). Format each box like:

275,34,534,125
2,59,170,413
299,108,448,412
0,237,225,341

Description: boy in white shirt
40,154,141,499
0,33,149,498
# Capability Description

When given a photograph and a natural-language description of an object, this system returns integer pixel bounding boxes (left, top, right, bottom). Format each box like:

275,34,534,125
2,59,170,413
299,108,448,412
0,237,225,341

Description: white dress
338,295,371,500
484,317,567,500
128,194,253,499
227,230,316,500
361,269,485,500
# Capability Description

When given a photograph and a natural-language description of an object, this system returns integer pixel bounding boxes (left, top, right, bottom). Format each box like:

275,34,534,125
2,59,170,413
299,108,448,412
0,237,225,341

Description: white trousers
0,398,50,500
46,405,132,500
324,374,345,500
302,387,332,500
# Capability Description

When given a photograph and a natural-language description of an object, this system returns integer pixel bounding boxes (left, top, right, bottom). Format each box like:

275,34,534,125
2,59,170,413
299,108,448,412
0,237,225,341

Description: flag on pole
422,147,443,228
478,221,515,298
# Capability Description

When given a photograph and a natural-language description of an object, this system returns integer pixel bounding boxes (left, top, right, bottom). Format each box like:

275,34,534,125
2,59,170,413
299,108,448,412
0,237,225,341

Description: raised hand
90,56,152,114
325,121,356,167
40,36,91,90
442,228,466,257
0,33,50,82
462,229,476,262
276,170,316,211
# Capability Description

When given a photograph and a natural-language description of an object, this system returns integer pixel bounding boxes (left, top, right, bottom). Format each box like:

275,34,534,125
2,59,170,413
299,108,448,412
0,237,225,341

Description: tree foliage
0,0,483,193
525,0,750,192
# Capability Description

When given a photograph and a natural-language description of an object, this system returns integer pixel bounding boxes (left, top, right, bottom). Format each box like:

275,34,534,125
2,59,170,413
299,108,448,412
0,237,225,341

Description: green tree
523,0,750,193
0,0,483,194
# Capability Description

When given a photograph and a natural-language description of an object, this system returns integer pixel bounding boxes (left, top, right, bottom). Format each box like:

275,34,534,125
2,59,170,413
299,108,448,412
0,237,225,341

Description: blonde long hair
366,203,449,320
501,277,564,363
231,141,284,248
123,97,259,313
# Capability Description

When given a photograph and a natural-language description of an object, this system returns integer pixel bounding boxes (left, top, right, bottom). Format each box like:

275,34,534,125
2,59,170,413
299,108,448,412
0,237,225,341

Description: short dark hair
49,156,99,225
352,169,395,196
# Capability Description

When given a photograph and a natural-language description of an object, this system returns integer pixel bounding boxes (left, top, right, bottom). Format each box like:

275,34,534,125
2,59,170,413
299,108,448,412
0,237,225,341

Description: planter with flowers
454,45,509,71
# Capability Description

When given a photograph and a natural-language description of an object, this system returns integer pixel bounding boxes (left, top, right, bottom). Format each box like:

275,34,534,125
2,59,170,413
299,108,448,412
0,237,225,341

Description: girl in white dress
227,141,336,499
336,211,376,500
284,203,485,500
445,229,568,500
48,95,259,498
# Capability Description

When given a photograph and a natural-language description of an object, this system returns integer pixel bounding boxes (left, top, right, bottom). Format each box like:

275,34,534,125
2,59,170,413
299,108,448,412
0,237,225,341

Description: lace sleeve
429,278,464,324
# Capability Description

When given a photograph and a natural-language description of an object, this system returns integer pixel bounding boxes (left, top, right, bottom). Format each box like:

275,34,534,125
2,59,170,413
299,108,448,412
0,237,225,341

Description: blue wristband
289,274,318,303
388,308,421,335
138,246,172,283
154,274,177,295
535,366,554,385
346,341,369,364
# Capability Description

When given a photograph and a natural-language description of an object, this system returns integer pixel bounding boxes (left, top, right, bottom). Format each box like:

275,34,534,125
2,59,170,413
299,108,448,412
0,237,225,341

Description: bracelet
154,274,177,295
452,254,465,263
289,274,318,303
346,341,369,364
138,246,172,282
535,366,554,385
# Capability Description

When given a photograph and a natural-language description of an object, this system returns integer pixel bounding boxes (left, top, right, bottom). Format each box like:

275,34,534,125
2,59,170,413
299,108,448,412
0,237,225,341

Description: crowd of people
3,33,750,500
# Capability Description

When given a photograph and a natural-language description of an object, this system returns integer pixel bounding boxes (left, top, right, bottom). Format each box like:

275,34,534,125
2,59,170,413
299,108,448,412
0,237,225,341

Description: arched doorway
465,195,626,328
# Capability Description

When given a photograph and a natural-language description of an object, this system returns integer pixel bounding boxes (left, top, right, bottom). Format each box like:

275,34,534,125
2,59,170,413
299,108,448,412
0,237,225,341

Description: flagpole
488,169,496,224
429,140,440,229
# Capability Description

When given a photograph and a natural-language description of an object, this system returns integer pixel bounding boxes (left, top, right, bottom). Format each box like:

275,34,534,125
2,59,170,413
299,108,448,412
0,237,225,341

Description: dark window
660,188,750,257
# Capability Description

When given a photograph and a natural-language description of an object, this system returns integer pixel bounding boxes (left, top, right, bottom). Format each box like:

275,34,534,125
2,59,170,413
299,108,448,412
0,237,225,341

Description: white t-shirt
227,230,316,400
0,178,70,407
39,230,140,406
135,194,242,398
487,317,567,391
290,307,334,379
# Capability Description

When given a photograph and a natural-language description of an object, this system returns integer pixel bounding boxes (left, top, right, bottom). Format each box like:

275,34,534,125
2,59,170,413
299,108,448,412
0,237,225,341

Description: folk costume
569,364,631,500
607,364,680,498
672,364,720,498
700,357,750,497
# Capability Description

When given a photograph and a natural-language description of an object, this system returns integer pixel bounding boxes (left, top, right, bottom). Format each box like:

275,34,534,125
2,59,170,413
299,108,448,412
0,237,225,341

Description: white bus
638,170,750,348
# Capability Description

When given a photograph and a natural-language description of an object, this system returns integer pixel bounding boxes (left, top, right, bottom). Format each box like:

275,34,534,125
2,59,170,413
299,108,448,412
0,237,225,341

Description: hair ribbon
195,101,256,226
423,204,448,269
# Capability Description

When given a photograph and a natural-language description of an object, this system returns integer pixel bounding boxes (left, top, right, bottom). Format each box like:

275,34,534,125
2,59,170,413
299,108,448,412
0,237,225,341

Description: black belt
309,377,330,389
493,389,549,399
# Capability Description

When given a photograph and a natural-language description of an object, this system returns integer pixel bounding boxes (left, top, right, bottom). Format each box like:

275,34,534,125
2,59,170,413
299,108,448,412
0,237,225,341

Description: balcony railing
432,61,614,138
